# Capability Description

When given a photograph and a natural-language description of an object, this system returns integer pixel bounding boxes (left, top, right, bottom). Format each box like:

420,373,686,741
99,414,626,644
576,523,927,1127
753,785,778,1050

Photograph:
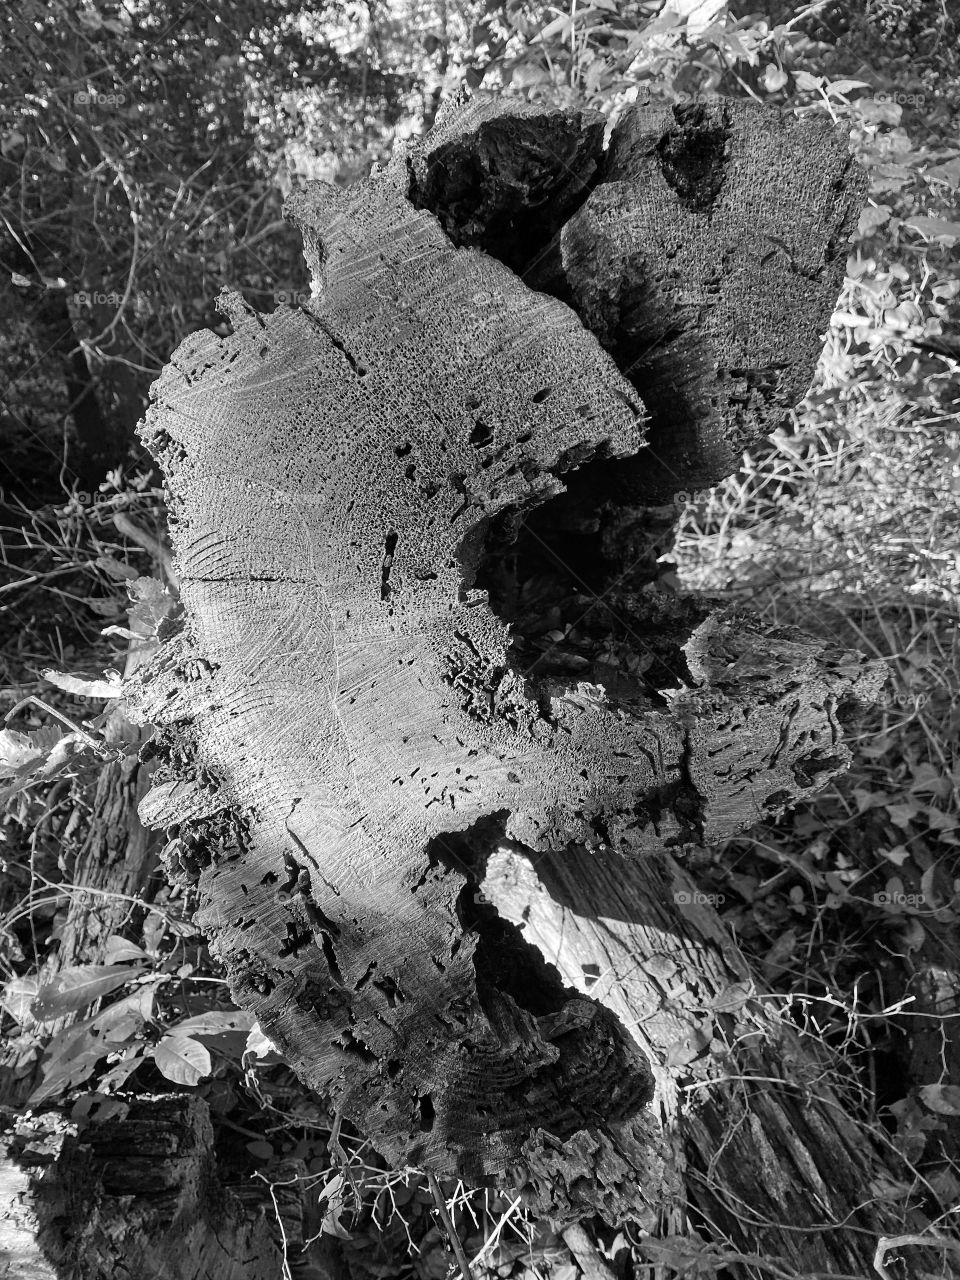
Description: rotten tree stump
120,90,879,1228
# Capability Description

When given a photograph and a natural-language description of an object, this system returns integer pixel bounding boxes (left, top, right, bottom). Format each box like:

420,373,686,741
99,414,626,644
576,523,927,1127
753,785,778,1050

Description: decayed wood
382,91,606,277
119,89,879,1227
483,843,934,1276
392,90,864,513
0,1095,285,1280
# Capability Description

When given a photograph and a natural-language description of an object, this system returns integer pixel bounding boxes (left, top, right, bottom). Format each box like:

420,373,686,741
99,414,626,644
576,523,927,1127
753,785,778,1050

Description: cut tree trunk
109,88,906,1252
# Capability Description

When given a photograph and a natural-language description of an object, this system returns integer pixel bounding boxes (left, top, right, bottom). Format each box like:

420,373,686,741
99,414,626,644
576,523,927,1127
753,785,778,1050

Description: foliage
0,0,446,498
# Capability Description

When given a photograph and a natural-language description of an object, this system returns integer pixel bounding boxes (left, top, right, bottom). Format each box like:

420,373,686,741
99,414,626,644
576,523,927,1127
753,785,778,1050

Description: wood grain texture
120,94,878,1225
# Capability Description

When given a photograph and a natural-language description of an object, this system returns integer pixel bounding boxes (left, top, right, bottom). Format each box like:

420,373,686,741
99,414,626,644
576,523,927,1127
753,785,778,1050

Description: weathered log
390,91,865,566
0,1095,293,1280
483,843,935,1275
118,90,878,1229
382,91,606,277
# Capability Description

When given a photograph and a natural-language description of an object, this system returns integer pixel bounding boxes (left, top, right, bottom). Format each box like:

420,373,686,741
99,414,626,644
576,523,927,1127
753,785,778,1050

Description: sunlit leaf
153,1034,212,1085
166,1009,256,1037
1,975,40,1026
919,1084,960,1116
41,668,123,700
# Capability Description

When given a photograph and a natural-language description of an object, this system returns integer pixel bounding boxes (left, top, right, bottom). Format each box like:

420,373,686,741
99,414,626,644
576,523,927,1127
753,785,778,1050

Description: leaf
90,984,158,1042
902,215,960,243
920,864,942,908
97,1050,146,1094
886,803,919,829
826,78,871,97
31,965,135,1022
127,576,175,635
243,1021,285,1068
102,935,149,963
245,1139,275,1159
153,1035,212,1085
763,929,797,976
919,1084,960,1116
924,805,956,832
792,70,823,92
28,1024,107,1105
537,13,572,41
711,981,752,1014
0,729,46,775
95,555,139,582
41,668,123,700
165,1009,256,1037
1,975,40,1026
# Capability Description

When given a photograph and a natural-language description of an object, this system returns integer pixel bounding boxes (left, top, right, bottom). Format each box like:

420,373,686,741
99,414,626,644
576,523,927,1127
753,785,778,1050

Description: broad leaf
1,974,40,1025
165,1008,255,1037
91,984,159,1042
31,965,135,1022
41,668,123,700
28,1023,107,1105
919,1084,960,1116
153,1035,212,1085
242,1021,285,1068
103,935,149,963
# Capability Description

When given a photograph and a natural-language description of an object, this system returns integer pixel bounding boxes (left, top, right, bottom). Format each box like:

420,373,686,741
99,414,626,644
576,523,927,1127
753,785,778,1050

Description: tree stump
117,90,893,1243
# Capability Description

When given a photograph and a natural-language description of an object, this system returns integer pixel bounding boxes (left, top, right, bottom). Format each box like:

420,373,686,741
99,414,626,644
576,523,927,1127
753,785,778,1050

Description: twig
426,1169,475,1280
4,693,109,755
874,1233,960,1279
112,512,178,590
562,1221,616,1280
468,1194,524,1268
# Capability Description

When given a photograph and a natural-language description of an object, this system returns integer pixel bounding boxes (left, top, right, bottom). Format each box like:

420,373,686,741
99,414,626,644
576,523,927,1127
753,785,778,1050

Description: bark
390,91,864,506
115,89,884,1234
0,1095,290,1280
483,842,934,1275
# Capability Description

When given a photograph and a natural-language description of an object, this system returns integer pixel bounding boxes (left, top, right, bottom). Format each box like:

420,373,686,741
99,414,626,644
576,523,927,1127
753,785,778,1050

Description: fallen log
116,89,886,1239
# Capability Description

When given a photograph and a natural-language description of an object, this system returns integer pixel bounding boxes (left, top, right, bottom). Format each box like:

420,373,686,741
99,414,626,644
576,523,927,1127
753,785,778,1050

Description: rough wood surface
0,1095,286,1280
117,90,878,1225
483,843,934,1276
382,92,605,277
395,92,865,510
